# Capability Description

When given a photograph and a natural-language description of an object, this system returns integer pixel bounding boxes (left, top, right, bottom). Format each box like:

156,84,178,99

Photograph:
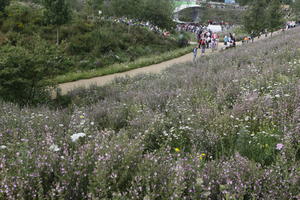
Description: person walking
250,31,255,43
200,38,206,55
193,46,198,63
206,36,211,49
224,35,228,47
242,36,247,44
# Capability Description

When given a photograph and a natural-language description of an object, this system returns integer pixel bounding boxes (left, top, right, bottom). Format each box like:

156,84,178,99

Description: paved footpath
57,31,281,95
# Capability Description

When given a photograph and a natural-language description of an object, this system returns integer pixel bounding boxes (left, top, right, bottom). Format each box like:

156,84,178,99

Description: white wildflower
49,144,60,152
0,145,7,150
275,94,280,98
71,132,86,142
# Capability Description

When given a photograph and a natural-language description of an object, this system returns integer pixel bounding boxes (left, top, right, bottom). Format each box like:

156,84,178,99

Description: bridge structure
173,0,202,23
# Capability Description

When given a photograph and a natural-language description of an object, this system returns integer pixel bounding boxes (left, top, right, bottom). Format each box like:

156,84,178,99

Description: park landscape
1,0,300,199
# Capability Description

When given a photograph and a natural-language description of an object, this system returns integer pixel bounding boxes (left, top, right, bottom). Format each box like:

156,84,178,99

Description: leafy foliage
0,38,72,105
43,0,71,27
243,0,268,36
266,0,284,32
0,0,9,12
243,0,284,35
237,0,293,5
293,0,300,19
43,0,71,44
103,0,175,30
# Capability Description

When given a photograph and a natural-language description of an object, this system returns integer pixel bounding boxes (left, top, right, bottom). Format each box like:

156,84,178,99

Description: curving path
57,31,282,96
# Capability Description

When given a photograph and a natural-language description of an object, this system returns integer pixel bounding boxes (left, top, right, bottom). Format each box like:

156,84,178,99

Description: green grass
54,45,193,84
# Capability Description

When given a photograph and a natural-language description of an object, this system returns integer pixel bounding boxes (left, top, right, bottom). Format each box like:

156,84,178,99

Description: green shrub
235,127,278,165
177,31,190,47
67,32,94,55
0,0,10,12
0,38,73,105
3,3,33,32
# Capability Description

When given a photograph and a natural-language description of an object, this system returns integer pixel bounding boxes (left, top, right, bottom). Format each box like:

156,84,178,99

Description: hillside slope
0,1,180,71
1,28,300,199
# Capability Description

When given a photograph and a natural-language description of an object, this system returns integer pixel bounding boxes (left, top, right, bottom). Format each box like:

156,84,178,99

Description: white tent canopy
207,25,223,32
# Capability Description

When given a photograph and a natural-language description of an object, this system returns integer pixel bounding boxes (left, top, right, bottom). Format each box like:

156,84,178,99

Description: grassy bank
54,45,193,84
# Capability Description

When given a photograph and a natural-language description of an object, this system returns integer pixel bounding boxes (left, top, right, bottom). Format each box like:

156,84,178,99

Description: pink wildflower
276,143,284,150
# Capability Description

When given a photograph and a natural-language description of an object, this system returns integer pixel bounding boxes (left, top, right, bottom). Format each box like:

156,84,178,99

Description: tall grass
1,28,300,199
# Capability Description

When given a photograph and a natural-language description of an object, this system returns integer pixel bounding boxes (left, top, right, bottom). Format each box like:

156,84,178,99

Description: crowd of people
193,29,221,62
193,21,300,63
286,21,298,29
176,23,206,34
105,16,166,34
223,33,237,48
176,21,232,34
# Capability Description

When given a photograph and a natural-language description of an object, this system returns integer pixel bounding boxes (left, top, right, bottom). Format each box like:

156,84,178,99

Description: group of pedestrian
176,23,206,34
106,16,166,35
193,30,219,62
176,21,232,35
223,33,236,48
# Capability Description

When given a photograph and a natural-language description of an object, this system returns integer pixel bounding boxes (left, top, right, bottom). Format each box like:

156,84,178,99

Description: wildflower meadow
1,28,300,199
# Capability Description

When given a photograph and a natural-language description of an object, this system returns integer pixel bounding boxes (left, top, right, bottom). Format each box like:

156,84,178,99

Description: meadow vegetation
1,28,300,199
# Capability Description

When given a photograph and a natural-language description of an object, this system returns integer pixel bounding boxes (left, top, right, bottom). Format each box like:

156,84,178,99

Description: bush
0,0,10,12
2,3,43,33
0,38,73,105
67,32,94,55
177,31,190,47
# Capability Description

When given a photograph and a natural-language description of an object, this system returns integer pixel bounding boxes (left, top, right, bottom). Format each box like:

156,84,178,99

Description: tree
85,0,104,15
243,0,268,36
0,39,72,105
293,0,300,20
266,0,284,35
280,0,293,4
43,0,71,45
103,0,174,30
139,0,175,30
237,0,292,5
104,0,140,18
0,0,10,12
236,0,253,6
